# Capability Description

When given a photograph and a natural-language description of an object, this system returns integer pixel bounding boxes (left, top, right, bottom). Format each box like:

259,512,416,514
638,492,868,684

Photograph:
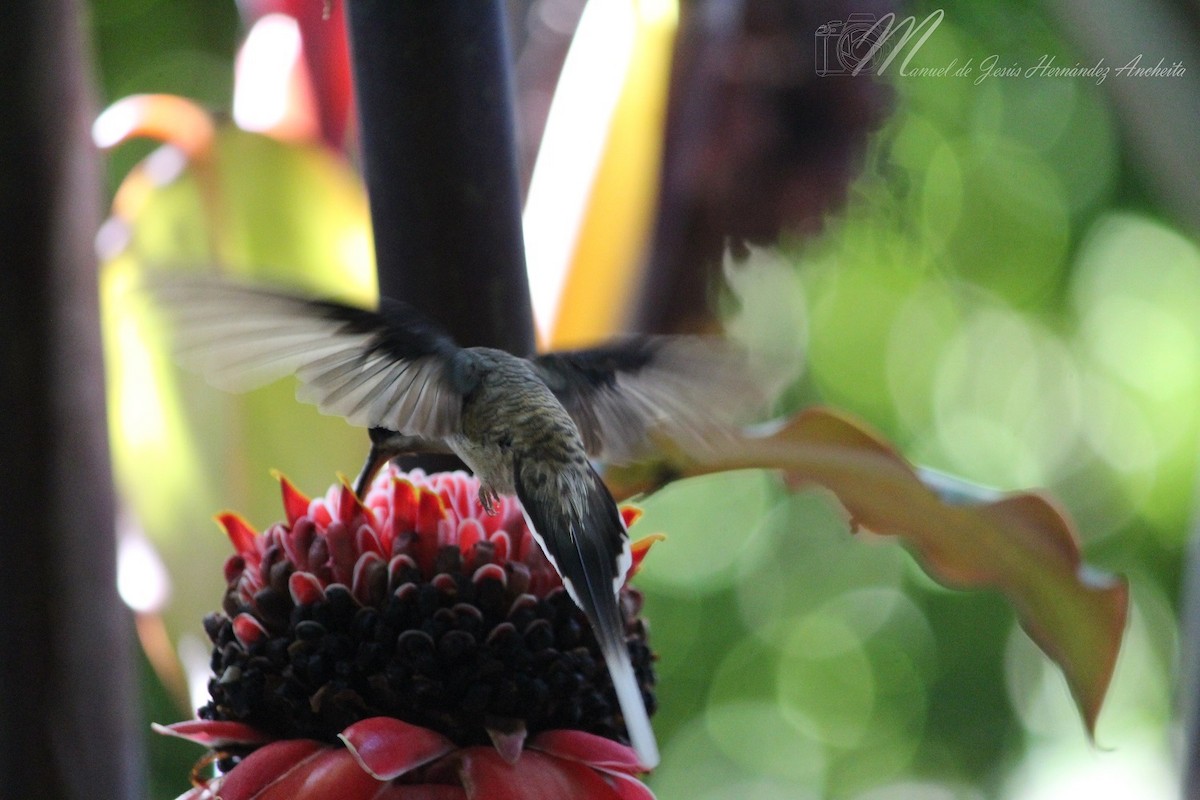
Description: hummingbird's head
447,348,484,394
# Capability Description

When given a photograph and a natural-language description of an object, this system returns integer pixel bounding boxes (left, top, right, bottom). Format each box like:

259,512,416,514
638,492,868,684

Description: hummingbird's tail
588,568,661,769
515,462,660,769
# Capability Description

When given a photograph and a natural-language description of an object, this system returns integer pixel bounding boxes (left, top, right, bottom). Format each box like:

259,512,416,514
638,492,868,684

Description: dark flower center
199,543,657,751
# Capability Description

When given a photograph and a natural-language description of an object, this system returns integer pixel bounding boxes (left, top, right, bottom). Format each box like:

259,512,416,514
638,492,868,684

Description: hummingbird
148,274,760,769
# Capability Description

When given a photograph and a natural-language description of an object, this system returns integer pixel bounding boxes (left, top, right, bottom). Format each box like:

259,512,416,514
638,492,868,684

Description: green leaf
100,122,375,693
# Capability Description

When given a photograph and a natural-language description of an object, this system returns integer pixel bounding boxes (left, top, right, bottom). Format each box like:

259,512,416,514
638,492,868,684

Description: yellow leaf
530,0,678,347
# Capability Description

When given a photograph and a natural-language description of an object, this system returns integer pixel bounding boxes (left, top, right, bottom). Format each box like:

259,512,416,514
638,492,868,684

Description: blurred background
89,0,1197,797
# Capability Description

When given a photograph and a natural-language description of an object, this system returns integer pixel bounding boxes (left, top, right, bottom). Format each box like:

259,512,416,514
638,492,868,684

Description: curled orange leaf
630,406,1128,735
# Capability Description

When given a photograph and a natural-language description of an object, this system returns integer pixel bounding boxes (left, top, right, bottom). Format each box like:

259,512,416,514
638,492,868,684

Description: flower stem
345,0,534,354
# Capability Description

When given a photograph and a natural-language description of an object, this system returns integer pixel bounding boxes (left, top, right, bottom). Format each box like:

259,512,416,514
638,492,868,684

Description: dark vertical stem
635,0,892,335
0,1,142,798
345,0,534,354
635,0,741,335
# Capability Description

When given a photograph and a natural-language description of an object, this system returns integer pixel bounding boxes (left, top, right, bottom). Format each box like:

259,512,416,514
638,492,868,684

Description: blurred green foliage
102,123,374,621
640,3,1185,797
91,0,1189,798
90,0,238,192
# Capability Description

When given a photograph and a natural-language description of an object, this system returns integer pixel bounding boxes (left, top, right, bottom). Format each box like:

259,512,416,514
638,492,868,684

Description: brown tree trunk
0,1,143,797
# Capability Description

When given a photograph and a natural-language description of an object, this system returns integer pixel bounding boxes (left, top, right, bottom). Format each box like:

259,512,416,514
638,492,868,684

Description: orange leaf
673,406,1128,735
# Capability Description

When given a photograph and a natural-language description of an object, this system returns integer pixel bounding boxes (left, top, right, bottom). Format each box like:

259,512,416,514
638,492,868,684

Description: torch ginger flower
157,465,659,799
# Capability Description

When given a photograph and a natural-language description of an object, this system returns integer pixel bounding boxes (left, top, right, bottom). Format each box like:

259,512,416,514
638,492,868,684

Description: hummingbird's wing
146,274,465,438
514,459,659,769
530,337,759,463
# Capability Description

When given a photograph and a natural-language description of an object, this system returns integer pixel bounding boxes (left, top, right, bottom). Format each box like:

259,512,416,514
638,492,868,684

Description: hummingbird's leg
478,484,500,516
